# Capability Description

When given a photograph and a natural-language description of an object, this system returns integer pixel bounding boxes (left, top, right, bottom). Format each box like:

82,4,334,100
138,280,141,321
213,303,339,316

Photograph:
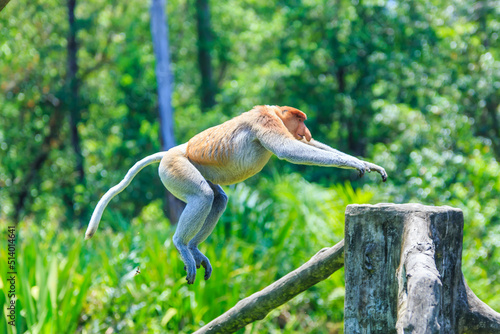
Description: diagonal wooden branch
0,0,11,12
194,239,345,334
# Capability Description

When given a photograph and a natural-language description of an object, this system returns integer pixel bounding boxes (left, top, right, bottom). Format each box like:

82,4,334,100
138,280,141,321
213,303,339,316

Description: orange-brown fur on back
186,105,308,167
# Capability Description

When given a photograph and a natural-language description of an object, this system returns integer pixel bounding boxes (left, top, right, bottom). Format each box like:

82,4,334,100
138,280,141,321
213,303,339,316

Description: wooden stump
344,203,500,334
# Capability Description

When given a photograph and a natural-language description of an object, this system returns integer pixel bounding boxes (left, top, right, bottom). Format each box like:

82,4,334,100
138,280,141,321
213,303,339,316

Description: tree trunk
195,0,216,111
67,0,87,225
344,203,500,333
150,0,175,150
67,0,84,185
150,0,185,223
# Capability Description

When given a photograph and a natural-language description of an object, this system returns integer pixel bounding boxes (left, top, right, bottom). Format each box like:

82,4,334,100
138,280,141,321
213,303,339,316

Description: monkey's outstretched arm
258,133,368,172
85,151,166,239
304,138,387,181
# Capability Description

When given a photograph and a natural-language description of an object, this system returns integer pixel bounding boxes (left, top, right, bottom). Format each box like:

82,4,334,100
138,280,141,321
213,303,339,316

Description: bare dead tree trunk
150,0,175,151
195,0,216,111
344,203,500,334
150,0,185,223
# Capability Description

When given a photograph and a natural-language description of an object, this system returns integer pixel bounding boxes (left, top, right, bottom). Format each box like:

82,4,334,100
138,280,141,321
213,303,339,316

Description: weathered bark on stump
344,203,500,334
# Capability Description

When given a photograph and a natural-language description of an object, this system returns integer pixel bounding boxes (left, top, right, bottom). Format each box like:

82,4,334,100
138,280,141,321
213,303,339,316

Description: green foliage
0,223,91,333
1,177,370,333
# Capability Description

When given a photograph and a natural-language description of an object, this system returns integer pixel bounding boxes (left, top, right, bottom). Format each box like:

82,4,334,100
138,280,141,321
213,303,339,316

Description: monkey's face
278,106,313,141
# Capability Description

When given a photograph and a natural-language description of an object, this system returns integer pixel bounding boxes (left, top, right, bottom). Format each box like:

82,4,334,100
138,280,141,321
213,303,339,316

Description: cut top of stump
346,203,463,216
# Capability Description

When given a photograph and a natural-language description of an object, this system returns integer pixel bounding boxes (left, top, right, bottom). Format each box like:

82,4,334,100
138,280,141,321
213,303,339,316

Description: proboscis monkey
85,105,387,284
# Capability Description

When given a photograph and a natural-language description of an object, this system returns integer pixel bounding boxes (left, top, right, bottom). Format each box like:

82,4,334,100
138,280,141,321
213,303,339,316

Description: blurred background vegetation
0,0,499,333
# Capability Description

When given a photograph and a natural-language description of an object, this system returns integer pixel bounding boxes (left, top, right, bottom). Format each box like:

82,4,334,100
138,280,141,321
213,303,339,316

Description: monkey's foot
174,241,198,284
185,267,196,284
181,261,197,284
189,247,213,281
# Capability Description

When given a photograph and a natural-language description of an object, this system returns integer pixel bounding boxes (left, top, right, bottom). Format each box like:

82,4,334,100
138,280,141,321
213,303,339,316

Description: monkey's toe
199,259,212,280
186,270,196,284
203,262,213,280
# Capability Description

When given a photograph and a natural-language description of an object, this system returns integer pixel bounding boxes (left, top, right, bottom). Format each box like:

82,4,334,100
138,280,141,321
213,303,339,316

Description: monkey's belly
193,149,272,185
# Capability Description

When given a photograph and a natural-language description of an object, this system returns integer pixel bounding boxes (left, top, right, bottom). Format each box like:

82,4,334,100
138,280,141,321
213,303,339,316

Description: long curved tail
85,151,166,240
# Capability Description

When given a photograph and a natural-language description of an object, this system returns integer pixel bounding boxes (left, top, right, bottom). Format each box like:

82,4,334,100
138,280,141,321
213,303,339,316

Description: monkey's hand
363,162,388,182
356,162,367,178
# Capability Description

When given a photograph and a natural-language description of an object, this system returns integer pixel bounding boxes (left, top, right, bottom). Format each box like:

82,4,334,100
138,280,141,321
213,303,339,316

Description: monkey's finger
378,168,387,182
373,169,387,182
358,168,365,178
364,163,387,182
377,169,388,182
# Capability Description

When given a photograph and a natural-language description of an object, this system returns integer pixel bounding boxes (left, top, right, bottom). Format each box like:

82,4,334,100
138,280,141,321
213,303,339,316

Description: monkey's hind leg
188,183,228,280
159,149,214,284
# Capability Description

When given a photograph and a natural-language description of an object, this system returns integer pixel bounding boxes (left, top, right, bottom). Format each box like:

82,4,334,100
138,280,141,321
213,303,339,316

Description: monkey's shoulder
246,106,291,135
185,107,287,166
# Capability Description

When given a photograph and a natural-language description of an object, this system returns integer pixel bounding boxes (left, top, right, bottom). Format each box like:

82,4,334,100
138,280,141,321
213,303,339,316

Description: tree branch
0,0,11,12
194,240,345,334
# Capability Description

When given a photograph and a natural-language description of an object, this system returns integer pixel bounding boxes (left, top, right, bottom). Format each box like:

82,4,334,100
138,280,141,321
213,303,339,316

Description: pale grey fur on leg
188,183,228,280
159,147,216,284
172,184,214,284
